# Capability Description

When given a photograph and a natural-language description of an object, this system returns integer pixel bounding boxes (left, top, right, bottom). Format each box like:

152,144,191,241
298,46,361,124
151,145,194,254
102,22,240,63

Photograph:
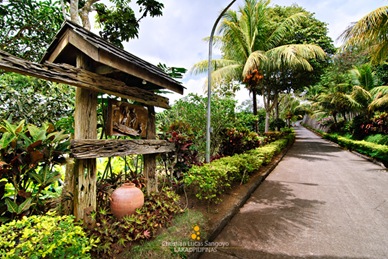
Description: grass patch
121,209,207,259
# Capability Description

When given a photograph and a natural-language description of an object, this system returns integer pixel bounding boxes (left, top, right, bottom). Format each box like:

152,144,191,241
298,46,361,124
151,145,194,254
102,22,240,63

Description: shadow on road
202,181,325,257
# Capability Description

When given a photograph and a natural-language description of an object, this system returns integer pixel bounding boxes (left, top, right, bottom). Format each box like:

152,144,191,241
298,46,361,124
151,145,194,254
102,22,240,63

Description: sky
122,0,387,107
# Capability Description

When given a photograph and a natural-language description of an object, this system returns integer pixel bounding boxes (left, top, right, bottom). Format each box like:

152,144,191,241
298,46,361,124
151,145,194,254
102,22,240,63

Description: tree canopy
0,0,64,62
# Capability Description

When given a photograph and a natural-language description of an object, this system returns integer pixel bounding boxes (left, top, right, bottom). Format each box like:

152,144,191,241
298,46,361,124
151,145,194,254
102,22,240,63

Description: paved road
201,124,388,259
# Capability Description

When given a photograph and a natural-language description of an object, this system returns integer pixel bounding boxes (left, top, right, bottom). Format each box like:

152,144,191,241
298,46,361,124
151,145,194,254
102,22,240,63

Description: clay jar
110,183,144,219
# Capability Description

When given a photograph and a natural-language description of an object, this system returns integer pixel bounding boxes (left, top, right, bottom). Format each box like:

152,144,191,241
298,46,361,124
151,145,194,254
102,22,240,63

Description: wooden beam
98,48,184,95
65,32,183,95
0,50,170,109
71,139,175,159
46,30,71,63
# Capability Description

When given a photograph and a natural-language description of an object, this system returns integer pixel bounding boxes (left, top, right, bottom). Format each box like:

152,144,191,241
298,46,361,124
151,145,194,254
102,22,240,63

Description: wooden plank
71,139,175,159
46,30,70,63
0,50,170,108
68,30,100,62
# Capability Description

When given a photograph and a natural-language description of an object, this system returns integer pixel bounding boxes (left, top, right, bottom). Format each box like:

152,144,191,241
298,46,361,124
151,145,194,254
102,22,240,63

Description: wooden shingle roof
41,20,184,95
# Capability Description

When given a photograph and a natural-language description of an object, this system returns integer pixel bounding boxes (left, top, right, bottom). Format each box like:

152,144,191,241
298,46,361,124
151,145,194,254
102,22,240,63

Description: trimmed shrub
184,133,294,203
184,162,233,204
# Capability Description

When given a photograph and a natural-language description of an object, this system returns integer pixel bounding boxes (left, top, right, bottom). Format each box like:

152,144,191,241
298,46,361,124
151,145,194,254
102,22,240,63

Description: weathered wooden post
143,106,157,194
73,54,98,224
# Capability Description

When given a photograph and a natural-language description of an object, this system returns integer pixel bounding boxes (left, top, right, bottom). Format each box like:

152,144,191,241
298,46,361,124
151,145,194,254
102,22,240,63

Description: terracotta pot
110,183,144,218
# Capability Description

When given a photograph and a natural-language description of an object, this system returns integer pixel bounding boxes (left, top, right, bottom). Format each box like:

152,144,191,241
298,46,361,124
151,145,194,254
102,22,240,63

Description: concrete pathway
201,124,388,259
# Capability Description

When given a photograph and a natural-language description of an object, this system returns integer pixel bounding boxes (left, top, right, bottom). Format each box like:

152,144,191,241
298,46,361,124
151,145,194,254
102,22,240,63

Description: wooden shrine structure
0,20,184,222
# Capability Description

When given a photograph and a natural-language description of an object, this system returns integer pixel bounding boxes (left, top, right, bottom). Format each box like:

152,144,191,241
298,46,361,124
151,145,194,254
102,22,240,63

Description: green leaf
5,198,19,213
15,120,26,134
17,198,33,214
30,172,43,185
47,130,69,143
0,132,15,149
27,124,46,142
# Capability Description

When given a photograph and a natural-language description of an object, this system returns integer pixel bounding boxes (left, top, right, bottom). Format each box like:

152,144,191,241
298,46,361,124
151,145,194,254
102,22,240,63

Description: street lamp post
206,0,237,163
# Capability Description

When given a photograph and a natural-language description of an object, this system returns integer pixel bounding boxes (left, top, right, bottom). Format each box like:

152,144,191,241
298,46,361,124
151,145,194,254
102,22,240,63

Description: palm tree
340,6,388,64
349,64,388,114
192,0,325,132
313,82,353,125
370,86,388,111
311,64,388,127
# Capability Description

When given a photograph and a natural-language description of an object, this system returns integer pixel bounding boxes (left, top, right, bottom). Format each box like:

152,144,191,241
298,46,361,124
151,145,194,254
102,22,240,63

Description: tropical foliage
0,0,63,62
184,133,294,204
0,120,69,222
192,0,331,132
157,94,239,160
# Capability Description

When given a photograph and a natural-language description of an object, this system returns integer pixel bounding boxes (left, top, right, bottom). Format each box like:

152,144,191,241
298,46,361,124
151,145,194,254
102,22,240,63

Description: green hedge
323,134,388,167
184,133,295,203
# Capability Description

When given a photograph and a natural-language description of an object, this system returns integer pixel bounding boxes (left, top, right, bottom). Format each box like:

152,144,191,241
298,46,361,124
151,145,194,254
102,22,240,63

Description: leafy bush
157,94,238,160
234,111,260,132
184,162,232,204
361,112,388,135
184,133,294,203
0,120,69,222
0,73,75,126
263,131,286,144
219,128,263,156
159,121,201,185
88,187,182,258
248,137,291,165
0,212,96,258
351,112,388,139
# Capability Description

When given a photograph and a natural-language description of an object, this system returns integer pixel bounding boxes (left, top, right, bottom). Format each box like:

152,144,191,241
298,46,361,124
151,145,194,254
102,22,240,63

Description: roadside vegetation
0,0,387,258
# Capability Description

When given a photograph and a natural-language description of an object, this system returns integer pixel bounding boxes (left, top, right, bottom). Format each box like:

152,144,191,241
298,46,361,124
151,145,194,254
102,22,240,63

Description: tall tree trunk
252,88,258,133
263,87,272,133
274,93,279,131
333,112,338,125
342,112,347,122
265,109,271,133
79,0,98,30
70,0,80,24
